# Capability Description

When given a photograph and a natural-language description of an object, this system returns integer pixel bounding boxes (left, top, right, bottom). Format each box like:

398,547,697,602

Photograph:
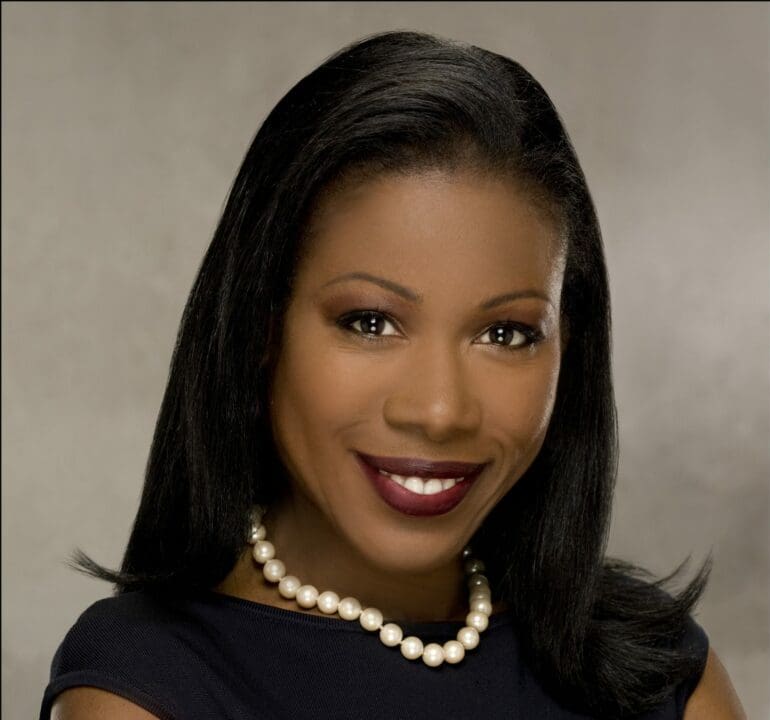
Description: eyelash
336,310,544,350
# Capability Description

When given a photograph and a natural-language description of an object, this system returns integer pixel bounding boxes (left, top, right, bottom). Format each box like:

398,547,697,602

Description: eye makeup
315,283,555,351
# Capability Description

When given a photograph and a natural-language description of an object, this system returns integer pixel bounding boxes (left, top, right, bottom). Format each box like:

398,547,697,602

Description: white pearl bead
470,598,493,616
316,591,340,615
422,643,445,667
337,596,362,621
278,575,301,599
457,626,480,650
379,623,403,647
244,506,493,666
470,594,491,608
467,572,489,588
252,540,275,564
464,558,486,575
400,636,424,660
470,585,491,601
359,607,383,632
466,610,489,633
262,559,286,583
295,584,319,609
247,522,266,544
443,640,466,664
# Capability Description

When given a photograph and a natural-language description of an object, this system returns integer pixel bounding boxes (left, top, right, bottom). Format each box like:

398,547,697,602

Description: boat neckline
198,588,514,635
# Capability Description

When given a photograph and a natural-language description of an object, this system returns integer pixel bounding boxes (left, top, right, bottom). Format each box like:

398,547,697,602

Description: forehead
297,169,565,296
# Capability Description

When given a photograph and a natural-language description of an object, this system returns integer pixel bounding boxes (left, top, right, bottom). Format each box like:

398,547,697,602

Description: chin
336,513,468,576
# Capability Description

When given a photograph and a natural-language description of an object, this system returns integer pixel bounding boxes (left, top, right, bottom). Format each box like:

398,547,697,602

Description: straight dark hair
75,30,710,718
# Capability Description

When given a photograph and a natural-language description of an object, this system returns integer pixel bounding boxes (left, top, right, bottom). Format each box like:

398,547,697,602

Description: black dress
39,590,708,719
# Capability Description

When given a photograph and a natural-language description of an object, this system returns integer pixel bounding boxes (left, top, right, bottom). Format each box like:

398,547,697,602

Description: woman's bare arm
683,648,747,719
50,687,161,720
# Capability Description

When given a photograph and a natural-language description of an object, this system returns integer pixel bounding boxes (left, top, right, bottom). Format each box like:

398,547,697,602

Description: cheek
269,318,373,470
481,352,561,455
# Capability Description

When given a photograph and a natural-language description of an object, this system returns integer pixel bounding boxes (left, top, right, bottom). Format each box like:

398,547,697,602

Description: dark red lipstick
355,452,486,517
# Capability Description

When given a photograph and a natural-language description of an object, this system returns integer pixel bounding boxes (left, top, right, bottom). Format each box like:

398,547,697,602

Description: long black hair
75,30,710,717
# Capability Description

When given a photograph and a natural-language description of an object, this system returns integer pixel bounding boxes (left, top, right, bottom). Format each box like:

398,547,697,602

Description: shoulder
51,591,189,675
41,592,191,720
65,589,178,629
682,647,747,719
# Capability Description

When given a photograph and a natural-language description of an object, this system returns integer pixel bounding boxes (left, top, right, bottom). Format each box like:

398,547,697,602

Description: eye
476,322,541,350
338,310,400,338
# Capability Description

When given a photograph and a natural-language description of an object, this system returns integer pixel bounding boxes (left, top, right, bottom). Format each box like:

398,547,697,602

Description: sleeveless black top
40,590,708,719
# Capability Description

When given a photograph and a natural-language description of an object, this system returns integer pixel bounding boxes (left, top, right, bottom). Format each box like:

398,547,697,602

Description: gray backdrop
3,3,767,718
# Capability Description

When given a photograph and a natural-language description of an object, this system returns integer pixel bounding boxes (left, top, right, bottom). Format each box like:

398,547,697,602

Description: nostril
382,393,482,440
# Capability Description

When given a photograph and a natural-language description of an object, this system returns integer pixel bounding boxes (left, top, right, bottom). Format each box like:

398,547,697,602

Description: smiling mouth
355,451,487,516
376,470,465,496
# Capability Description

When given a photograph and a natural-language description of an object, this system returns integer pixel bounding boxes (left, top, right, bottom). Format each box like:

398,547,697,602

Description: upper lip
357,451,487,479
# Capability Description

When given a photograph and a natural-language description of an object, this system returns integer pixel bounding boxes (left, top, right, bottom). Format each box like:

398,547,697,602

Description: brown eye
340,311,399,337
477,323,538,349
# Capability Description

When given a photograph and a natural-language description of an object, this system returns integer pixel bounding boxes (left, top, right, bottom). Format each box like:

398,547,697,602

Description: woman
41,30,745,719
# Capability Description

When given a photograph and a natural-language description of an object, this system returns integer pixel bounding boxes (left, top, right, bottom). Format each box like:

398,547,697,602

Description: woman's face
269,169,566,575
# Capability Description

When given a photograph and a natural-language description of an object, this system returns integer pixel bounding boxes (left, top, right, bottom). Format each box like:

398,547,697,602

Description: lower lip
356,455,481,517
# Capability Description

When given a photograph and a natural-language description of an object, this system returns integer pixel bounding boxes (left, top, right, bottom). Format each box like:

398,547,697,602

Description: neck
221,492,470,623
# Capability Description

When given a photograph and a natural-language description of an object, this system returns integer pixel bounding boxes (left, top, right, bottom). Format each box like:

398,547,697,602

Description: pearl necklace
247,506,493,668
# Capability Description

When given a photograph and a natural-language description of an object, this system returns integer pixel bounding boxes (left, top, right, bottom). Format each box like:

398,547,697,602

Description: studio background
2,3,767,718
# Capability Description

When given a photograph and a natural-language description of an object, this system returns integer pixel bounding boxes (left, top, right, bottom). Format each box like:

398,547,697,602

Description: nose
382,343,482,443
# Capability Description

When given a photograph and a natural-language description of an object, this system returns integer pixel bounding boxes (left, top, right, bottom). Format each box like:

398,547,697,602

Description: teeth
423,479,443,495
378,470,464,496
404,477,424,494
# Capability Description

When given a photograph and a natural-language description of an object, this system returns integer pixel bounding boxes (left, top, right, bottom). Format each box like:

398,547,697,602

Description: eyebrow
321,272,422,302
479,290,554,310
322,272,554,309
